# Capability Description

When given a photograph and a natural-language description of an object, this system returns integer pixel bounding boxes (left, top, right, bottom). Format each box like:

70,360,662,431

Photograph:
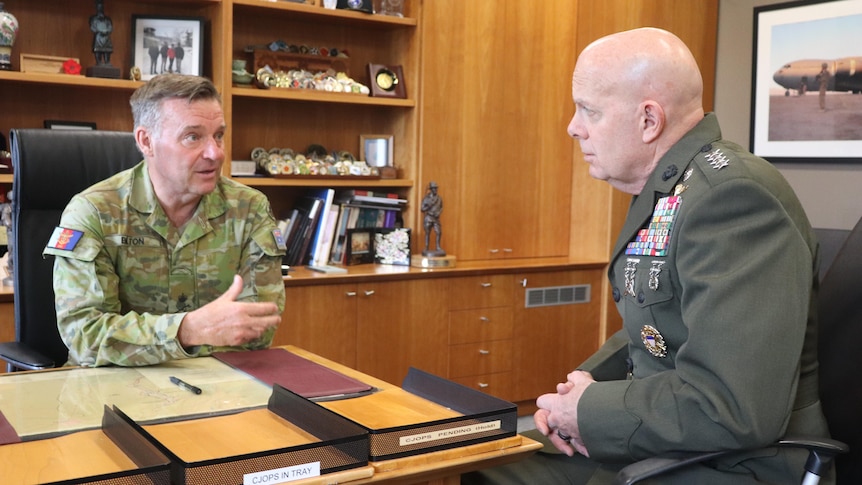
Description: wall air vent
524,284,591,308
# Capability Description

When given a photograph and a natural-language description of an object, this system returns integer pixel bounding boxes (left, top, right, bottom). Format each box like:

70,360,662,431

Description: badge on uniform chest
641,324,668,358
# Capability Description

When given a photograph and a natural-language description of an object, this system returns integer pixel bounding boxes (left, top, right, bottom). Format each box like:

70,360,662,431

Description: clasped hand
178,274,281,347
534,370,596,457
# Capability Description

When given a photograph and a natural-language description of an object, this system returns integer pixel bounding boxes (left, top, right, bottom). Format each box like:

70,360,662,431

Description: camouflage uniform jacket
44,162,286,367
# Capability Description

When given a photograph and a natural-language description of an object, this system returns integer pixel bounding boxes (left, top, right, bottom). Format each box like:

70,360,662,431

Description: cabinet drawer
449,308,513,344
448,275,513,310
451,372,513,401
448,340,513,377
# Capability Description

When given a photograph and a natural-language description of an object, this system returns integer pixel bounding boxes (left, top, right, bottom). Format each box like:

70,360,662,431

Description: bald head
568,28,705,194
576,28,704,129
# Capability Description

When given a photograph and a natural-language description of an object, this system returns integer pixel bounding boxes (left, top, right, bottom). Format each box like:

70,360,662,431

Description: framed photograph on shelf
43,120,96,130
360,134,394,168
131,15,204,81
345,228,375,266
374,228,411,266
751,0,862,163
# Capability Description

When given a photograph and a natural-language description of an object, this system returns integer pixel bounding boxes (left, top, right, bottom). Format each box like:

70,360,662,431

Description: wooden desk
0,346,541,485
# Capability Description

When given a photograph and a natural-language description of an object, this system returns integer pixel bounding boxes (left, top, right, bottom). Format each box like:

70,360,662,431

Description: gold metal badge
641,324,667,358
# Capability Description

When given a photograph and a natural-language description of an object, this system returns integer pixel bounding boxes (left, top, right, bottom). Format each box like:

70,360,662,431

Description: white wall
715,0,862,229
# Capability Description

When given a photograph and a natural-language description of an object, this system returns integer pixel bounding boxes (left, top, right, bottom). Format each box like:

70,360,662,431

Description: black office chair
0,129,142,371
614,217,862,484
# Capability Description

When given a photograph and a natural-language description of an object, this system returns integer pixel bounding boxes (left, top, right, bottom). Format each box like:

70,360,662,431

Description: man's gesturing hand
178,274,281,347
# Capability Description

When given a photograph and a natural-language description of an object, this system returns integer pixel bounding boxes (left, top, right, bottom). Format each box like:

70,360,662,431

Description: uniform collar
128,162,229,221
611,113,723,260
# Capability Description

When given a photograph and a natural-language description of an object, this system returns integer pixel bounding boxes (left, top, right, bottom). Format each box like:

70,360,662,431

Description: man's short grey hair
129,74,222,132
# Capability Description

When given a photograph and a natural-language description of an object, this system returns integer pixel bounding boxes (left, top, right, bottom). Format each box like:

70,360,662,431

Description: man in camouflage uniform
44,74,286,367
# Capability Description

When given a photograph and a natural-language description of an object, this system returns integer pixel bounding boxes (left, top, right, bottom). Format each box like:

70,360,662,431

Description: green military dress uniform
44,162,286,367
463,114,832,484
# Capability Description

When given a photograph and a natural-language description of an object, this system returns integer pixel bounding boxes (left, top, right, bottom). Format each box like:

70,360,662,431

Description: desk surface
1,346,541,485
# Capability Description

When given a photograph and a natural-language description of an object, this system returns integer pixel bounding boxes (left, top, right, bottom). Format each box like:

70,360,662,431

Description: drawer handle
345,291,357,297
479,316,490,322
489,249,500,254
364,290,375,296
503,248,513,253
478,382,489,388
480,282,492,288
520,278,528,287
478,349,490,355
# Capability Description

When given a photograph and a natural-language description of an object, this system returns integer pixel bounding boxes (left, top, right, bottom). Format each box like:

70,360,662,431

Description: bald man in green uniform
45,74,286,367
464,28,832,484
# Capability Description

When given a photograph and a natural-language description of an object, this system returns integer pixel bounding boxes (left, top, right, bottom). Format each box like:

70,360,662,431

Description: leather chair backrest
10,129,142,368
817,215,862,484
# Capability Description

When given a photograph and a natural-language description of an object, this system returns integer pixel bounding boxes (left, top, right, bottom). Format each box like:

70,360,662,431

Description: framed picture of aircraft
751,0,862,163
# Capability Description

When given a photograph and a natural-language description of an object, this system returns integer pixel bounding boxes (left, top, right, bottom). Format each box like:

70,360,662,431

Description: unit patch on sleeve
272,228,287,251
47,227,84,251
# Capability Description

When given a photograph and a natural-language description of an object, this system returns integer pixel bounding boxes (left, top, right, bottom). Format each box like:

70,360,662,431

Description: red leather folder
213,348,373,400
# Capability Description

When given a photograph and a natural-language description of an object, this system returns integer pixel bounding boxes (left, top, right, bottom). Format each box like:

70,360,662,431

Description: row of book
278,189,406,267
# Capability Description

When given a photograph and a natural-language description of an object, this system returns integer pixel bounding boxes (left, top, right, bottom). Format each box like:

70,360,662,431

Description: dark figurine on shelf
86,0,120,78
90,0,112,65
421,181,445,257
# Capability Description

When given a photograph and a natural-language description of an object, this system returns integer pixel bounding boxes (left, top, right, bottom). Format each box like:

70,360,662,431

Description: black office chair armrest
613,437,848,485
0,341,55,371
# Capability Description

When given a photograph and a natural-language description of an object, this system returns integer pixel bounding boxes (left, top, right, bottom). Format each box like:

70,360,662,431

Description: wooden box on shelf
20,54,78,75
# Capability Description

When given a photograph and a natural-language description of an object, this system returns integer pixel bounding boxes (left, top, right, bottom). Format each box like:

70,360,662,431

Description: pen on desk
170,376,202,395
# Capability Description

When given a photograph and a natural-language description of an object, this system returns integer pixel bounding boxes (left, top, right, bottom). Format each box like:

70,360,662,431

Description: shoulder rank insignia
705,148,730,170
47,227,84,251
272,228,287,251
641,324,667,358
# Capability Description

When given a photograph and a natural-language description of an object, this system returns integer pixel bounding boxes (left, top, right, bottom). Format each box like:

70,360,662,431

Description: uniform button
612,287,621,302
700,144,713,152
637,291,645,303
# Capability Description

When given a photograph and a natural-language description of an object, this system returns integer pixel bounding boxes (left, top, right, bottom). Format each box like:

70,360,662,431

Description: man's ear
134,127,154,158
640,101,664,144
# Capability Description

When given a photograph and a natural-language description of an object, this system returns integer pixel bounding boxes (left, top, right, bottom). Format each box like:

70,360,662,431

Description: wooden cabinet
276,278,448,387
274,283,359,368
274,267,605,409
511,269,604,403
418,1,576,262
355,279,448,386
447,275,515,400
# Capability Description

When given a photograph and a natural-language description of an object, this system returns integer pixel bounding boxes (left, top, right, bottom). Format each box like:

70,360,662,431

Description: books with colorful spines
330,205,363,265
279,208,300,265
286,196,322,266
338,189,407,206
284,206,310,266
314,204,340,267
328,203,352,265
306,188,336,266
